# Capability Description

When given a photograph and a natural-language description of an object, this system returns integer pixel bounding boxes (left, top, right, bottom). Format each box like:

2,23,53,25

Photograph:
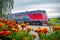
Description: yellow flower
11,20,16,24
0,18,4,21
32,33,37,38
11,28,16,31
0,22,4,28
12,39,15,40
20,23,26,28
11,28,19,32
26,27,31,31
26,22,30,25
52,26,60,31
23,37,29,40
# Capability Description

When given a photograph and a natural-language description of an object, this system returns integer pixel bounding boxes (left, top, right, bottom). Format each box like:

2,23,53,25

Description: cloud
14,0,60,3
12,0,60,18
14,0,60,8
12,3,60,12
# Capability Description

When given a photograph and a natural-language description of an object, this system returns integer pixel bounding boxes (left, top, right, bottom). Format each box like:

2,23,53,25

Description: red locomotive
12,10,48,25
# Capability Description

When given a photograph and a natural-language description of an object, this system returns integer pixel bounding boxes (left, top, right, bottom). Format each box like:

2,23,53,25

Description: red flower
0,31,4,36
34,27,42,33
8,24,12,28
5,31,12,36
0,31,12,36
13,23,17,26
6,21,11,25
14,24,18,28
20,23,26,28
42,28,49,34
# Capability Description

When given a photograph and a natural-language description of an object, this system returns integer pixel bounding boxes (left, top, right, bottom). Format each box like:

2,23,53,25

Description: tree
0,0,3,17
0,0,14,18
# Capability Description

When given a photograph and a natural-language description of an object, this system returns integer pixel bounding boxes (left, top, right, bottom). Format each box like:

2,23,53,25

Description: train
9,10,48,25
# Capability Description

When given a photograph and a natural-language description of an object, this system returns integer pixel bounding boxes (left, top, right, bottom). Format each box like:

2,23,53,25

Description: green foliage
56,23,60,26
51,18,58,23
15,32,27,40
46,30,60,40
15,32,34,40
10,32,17,39
0,28,3,31
38,33,47,40
48,18,60,26
0,35,12,40
54,30,60,39
46,33,57,40
56,18,60,26
9,31,34,40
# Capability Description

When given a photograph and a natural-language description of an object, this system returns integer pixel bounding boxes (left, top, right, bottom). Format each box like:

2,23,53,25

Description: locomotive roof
13,10,46,15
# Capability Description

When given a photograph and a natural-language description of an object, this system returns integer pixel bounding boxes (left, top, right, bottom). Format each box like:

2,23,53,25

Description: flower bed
0,18,34,40
0,18,60,40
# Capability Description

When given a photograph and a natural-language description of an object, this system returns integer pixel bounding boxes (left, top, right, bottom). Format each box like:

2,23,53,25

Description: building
0,0,14,18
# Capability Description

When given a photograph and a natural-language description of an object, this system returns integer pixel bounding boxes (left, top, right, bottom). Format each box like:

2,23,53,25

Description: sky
12,0,60,18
